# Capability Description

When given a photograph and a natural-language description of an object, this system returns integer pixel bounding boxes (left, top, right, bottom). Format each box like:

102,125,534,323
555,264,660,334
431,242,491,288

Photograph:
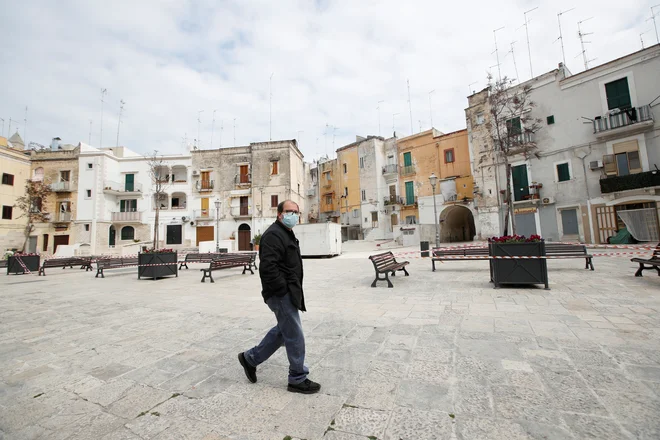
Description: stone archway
439,205,476,243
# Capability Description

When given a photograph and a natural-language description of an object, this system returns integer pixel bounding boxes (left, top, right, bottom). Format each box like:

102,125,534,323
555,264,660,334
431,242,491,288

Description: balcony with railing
383,195,403,205
235,174,252,187
593,105,654,139
196,180,214,192
400,165,416,176
111,211,142,222
54,211,72,222
193,209,215,220
230,206,252,218
600,170,660,194
103,180,143,195
50,181,71,192
382,164,399,175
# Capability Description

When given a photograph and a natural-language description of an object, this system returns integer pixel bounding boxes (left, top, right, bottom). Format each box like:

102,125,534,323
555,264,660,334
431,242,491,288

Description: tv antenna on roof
577,17,596,70
649,4,660,44
555,8,575,67
492,27,505,80
522,7,538,78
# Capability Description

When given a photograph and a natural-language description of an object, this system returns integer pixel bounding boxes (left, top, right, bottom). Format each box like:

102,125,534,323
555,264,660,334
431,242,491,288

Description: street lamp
429,173,440,248
214,198,221,252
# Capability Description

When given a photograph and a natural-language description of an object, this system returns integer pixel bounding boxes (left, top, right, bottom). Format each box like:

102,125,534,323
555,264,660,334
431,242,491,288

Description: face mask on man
282,212,299,229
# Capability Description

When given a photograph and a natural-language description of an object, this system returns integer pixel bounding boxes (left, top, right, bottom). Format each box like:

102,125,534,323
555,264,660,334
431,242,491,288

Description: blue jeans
244,294,309,384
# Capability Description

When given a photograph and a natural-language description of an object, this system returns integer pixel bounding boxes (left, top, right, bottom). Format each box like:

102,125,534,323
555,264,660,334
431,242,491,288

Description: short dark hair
277,200,299,214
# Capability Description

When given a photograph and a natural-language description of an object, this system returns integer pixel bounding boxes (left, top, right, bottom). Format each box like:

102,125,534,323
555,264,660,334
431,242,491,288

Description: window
361,190,366,201
84,224,90,232
325,172,332,182
352,209,359,218
125,174,135,191
2,173,14,186
85,189,92,199
271,195,278,208
87,163,93,169
343,163,347,174
556,162,571,182
444,149,455,164
359,157,365,168
405,215,417,225
42,234,49,251
171,197,181,208
166,225,182,245
506,117,522,136
271,161,279,175
405,181,415,205
33,168,44,181
344,187,348,196
546,115,555,125
120,226,135,240
31,198,42,213
403,152,412,167
605,77,631,110
120,199,137,212
476,112,485,125
325,195,332,205
60,170,70,182
2,205,12,219
371,211,378,228
606,140,643,176
511,164,529,201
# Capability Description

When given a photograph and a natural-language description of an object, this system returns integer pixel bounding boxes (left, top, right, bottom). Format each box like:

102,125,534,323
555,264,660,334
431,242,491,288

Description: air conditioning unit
542,196,555,205
192,170,199,176
589,160,603,170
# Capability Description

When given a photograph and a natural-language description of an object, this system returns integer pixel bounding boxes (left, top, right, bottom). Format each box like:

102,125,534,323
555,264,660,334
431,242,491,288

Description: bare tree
146,151,170,250
14,180,52,252
486,74,542,235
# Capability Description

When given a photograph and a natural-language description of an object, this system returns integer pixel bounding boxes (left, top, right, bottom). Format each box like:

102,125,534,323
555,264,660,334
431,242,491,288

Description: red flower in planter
489,234,543,243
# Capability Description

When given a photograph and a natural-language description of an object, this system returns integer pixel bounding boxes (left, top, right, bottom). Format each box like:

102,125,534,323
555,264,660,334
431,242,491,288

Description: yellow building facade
318,158,340,220
0,137,30,252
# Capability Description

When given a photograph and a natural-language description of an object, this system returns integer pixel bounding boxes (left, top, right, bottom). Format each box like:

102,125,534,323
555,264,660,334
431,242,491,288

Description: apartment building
190,139,307,251
466,44,660,243
318,157,340,223
0,136,30,252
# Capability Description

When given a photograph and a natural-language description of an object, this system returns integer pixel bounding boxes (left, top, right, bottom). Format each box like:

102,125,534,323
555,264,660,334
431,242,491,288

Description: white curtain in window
617,208,660,242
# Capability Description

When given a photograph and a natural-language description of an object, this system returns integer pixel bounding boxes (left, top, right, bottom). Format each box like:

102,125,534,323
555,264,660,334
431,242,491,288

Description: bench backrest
545,244,587,255
369,252,397,270
210,254,252,268
651,243,660,260
433,247,488,257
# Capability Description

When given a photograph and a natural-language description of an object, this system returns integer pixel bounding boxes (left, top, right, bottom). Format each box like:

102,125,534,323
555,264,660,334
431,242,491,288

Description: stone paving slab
1,243,659,439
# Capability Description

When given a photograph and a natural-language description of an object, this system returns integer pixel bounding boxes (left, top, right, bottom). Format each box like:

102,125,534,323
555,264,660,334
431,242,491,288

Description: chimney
50,137,62,151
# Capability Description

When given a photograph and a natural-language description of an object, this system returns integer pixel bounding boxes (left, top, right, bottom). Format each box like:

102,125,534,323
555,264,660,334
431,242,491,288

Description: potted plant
489,234,548,289
253,233,262,251
138,248,178,280
7,252,41,275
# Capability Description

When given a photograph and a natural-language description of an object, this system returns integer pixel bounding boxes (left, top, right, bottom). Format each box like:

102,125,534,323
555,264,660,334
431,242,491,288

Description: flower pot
489,241,548,289
138,252,178,280
7,255,41,274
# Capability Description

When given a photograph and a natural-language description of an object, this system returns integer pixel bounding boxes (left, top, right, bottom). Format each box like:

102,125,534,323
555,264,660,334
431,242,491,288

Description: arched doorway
109,225,116,246
238,223,251,251
439,205,476,243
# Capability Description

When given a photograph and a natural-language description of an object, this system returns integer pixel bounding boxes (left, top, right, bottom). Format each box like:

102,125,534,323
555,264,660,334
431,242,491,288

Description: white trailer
295,223,342,257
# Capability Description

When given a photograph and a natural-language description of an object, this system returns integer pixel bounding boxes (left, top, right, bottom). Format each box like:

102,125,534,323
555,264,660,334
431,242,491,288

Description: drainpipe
575,148,595,244
90,155,98,255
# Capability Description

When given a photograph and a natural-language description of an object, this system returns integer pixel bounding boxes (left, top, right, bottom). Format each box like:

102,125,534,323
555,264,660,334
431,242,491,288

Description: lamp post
429,173,440,248
214,198,221,252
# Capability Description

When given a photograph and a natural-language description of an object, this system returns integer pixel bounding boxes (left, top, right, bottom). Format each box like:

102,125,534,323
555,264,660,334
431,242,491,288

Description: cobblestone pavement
1,243,659,440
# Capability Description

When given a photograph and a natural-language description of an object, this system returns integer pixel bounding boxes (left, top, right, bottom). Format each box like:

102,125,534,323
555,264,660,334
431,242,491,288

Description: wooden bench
545,243,594,270
200,254,255,283
431,247,489,271
95,257,139,278
179,253,224,269
368,251,410,288
631,243,660,277
0,260,7,269
38,257,93,276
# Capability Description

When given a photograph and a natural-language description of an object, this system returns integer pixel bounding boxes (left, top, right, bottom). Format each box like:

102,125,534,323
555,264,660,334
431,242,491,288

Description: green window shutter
403,152,412,167
511,165,529,201
130,200,137,211
506,117,522,135
405,181,415,205
125,174,134,191
120,200,126,212
557,163,571,182
605,78,631,110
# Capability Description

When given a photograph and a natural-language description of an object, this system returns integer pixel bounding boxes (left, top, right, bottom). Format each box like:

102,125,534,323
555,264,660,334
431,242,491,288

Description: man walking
238,200,321,394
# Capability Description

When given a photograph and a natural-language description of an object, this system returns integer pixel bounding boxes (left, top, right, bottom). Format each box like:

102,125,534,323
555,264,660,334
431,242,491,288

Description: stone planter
138,252,178,280
7,255,41,275
489,241,548,289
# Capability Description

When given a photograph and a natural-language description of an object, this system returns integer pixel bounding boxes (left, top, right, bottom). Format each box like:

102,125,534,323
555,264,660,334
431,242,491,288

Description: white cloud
0,0,656,160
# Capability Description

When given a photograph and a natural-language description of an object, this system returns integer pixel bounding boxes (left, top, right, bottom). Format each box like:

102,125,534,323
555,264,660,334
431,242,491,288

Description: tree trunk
504,160,516,235
21,222,33,253
153,207,159,250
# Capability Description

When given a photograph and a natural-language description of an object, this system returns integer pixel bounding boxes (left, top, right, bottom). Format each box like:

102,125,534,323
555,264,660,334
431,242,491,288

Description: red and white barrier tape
394,250,653,260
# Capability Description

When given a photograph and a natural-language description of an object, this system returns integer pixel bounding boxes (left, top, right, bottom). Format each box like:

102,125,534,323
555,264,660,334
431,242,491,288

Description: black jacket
259,220,306,311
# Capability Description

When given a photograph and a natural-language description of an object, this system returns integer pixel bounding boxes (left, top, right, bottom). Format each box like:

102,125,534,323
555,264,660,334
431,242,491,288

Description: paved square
1,243,659,439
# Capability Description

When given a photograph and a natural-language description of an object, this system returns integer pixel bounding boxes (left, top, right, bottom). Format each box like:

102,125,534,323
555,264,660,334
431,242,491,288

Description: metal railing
235,174,252,185
103,181,143,193
600,170,660,194
401,165,416,176
193,209,215,219
382,164,398,174
50,181,71,192
230,206,252,217
593,105,653,134
56,211,72,222
196,180,214,191
111,211,141,222
383,195,403,204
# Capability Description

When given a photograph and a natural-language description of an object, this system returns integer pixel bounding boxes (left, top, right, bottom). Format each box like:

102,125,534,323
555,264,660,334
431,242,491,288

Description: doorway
109,226,116,246
560,208,579,239
166,225,183,245
196,226,214,246
240,196,249,216
515,213,537,237
54,235,70,253
439,205,476,242
238,223,251,251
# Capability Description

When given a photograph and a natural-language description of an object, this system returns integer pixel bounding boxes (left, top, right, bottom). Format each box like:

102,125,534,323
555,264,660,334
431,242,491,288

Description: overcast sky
1,0,656,160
